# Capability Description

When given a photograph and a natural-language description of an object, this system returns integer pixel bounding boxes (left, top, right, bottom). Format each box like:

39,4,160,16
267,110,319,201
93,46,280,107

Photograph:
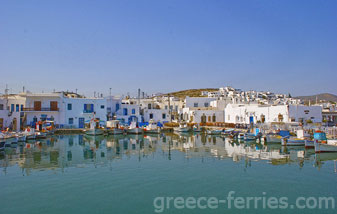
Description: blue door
79,118,85,128
249,116,254,124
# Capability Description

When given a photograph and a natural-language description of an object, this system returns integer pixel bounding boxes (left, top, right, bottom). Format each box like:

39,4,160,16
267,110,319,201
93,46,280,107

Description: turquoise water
1,134,336,214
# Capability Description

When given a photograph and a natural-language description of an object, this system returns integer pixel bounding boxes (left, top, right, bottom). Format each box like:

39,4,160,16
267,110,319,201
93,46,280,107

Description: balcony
23,107,59,112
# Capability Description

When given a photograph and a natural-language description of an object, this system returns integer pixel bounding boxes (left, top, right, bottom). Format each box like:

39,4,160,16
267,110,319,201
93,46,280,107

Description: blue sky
0,0,336,97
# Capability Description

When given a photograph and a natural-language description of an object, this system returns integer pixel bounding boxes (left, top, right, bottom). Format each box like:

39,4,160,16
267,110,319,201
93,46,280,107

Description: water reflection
1,133,336,175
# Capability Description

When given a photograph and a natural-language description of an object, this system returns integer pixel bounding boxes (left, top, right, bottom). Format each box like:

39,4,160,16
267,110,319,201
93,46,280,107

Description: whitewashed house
225,104,322,125
182,107,224,123
185,96,216,108
0,94,26,131
24,92,107,128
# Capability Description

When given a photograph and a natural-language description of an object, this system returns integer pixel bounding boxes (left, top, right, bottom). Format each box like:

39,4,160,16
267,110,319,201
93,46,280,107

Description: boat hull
282,138,305,146
305,140,314,149
314,141,337,153
174,127,191,132
127,128,143,134
85,129,104,136
266,135,282,143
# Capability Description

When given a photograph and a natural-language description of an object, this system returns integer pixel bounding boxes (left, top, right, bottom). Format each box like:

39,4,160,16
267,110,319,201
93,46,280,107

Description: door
0,118,3,130
249,116,254,124
12,118,17,131
34,101,41,111
79,118,85,128
50,101,58,111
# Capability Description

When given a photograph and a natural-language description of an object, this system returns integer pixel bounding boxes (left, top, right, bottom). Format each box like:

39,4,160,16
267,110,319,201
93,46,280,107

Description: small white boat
282,137,305,146
313,131,337,153
127,122,143,134
85,119,104,136
106,120,124,135
144,120,161,134
174,123,191,132
206,129,223,135
266,134,283,143
315,141,337,153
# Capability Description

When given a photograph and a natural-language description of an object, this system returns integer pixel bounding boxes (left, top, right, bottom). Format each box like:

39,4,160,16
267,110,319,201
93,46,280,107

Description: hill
295,93,337,103
164,88,218,99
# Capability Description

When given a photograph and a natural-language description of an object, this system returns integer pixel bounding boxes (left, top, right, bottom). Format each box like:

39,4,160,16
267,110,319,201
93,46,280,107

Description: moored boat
281,137,305,146
84,119,104,136
206,129,223,135
106,120,124,135
144,120,161,134
173,123,191,133
305,140,314,149
244,133,256,141
127,121,143,134
313,131,337,153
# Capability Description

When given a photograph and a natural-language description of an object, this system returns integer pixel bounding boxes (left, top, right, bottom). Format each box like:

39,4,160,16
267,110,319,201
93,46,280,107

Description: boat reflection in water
0,133,335,175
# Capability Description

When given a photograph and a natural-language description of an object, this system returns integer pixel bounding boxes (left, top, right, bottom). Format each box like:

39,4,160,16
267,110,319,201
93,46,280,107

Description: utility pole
168,94,172,122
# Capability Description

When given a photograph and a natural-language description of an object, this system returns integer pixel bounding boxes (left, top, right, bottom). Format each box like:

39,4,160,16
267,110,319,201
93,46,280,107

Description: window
16,104,19,112
162,113,166,119
20,105,23,111
165,105,168,110
208,116,211,122
123,108,128,116
69,118,74,125
68,103,72,110
204,103,209,107
101,105,105,109
194,103,198,107
150,113,153,119
0,104,3,110
116,103,120,111
132,108,136,114
84,104,94,113
148,104,152,109
11,104,14,112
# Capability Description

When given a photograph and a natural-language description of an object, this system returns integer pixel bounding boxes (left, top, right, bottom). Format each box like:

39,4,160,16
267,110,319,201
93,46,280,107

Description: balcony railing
23,107,59,112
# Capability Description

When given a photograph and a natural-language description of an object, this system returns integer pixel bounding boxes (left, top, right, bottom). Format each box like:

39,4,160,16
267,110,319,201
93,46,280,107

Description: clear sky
1,0,336,97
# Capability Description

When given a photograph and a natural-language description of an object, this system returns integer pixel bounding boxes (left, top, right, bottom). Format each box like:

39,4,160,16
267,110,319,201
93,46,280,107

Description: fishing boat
143,120,161,134
173,123,191,133
127,121,143,134
206,129,223,135
35,132,48,139
244,133,256,141
313,131,337,153
265,134,283,143
315,141,337,153
193,124,201,132
281,137,305,146
106,120,124,135
84,119,104,136
305,140,315,149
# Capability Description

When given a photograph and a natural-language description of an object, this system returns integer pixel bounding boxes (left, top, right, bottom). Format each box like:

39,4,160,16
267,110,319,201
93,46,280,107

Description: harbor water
1,134,336,214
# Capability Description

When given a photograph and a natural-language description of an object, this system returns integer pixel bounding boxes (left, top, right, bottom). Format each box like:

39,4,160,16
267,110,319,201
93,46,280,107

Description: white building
185,96,216,108
225,104,322,125
0,94,26,131
182,107,224,123
24,92,107,128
